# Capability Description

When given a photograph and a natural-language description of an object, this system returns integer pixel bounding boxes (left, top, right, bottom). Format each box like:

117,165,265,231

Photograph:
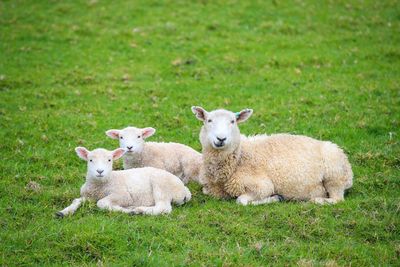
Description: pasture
0,0,399,265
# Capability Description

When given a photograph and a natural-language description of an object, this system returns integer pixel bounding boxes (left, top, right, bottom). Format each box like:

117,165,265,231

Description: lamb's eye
108,159,111,162
89,159,93,162
120,136,123,139
137,135,141,138
231,120,235,124
208,119,212,123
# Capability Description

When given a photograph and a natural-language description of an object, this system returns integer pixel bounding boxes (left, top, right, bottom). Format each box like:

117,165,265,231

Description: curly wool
124,142,203,184
201,133,353,202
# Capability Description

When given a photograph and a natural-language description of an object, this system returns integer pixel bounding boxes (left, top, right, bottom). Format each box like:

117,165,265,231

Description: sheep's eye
89,159,93,162
208,119,212,123
120,136,123,139
108,159,111,162
231,120,235,124
137,135,141,138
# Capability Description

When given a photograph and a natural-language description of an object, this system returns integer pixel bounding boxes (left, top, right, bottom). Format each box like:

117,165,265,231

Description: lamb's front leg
130,183,174,215
130,201,172,216
96,197,133,213
56,197,87,218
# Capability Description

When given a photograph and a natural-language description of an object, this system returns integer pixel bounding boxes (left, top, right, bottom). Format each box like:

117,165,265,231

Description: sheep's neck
203,145,241,182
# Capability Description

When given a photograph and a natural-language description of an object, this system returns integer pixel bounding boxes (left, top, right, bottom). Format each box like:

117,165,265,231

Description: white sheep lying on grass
56,147,191,217
192,106,353,205
106,126,202,184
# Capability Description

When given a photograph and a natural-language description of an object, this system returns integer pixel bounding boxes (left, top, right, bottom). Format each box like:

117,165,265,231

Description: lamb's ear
112,148,125,160
75,147,90,161
191,106,208,121
105,129,120,139
235,108,253,123
142,127,156,139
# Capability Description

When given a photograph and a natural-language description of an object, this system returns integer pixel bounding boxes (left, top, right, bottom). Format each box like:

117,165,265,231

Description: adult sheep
191,106,353,205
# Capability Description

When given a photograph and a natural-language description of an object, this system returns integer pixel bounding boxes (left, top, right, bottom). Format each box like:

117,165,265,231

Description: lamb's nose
127,146,133,150
217,137,226,142
97,169,104,174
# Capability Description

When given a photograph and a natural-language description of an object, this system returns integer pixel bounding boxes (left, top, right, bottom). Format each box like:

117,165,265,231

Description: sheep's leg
311,174,347,205
56,197,87,217
236,178,277,206
96,197,133,213
200,171,231,198
237,194,281,205
207,181,231,199
130,182,174,215
236,194,254,205
131,201,172,215
314,144,353,205
251,195,283,205
312,185,344,205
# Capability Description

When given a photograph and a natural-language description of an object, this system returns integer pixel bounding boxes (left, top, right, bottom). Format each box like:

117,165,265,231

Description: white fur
191,106,252,151
57,147,191,217
106,126,202,184
192,107,353,205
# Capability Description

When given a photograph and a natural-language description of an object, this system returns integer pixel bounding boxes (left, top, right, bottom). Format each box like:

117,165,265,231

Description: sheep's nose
97,169,104,174
217,137,227,142
127,146,133,150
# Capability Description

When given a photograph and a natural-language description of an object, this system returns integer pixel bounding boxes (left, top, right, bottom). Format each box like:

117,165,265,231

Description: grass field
1,0,399,265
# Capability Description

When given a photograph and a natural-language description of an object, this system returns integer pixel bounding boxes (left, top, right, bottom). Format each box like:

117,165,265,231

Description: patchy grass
0,0,399,265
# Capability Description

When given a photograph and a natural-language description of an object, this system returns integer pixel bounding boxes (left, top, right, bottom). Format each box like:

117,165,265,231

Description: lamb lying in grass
192,106,353,205
106,126,202,184
56,147,191,217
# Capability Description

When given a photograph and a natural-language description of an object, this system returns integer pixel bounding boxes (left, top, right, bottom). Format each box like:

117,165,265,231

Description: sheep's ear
236,108,253,123
191,106,208,121
75,147,90,161
112,148,125,160
142,127,156,139
105,129,120,139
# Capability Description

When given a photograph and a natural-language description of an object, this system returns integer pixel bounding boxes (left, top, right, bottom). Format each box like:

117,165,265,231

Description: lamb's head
75,147,125,180
191,106,253,151
105,126,156,154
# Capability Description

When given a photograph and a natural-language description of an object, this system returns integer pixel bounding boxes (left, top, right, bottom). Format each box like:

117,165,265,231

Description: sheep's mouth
213,141,225,148
96,174,104,178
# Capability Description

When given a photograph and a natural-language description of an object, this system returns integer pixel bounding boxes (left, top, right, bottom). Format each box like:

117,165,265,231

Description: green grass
1,0,399,265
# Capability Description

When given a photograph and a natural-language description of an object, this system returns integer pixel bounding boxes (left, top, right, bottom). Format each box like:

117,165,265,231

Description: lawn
0,0,399,265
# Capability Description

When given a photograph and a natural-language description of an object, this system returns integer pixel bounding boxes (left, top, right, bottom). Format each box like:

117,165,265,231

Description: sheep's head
105,126,155,154
75,147,125,180
191,106,253,151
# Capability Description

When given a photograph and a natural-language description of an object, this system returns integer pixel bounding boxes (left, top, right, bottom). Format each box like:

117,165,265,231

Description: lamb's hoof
183,196,192,204
130,207,143,215
55,211,64,218
272,194,285,202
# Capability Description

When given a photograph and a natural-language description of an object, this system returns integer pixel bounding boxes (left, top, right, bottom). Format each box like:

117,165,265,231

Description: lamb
56,147,191,217
105,126,203,184
191,106,353,205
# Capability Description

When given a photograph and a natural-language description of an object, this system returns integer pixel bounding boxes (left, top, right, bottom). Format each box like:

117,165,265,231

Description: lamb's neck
82,174,112,200
123,149,144,168
85,174,111,186
203,145,242,182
